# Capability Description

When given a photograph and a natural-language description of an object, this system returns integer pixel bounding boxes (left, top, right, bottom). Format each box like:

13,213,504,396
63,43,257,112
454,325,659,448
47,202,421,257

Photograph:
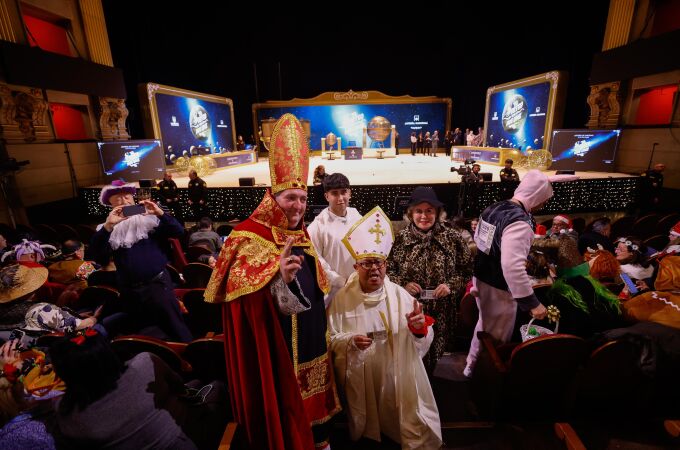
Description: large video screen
486,81,551,150
97,139,166,181
155,93,234,159
550,129,620,172
257,103,447,150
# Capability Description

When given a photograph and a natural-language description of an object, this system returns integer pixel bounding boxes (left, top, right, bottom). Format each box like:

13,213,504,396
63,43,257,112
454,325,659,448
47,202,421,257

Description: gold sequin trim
292,313,298,375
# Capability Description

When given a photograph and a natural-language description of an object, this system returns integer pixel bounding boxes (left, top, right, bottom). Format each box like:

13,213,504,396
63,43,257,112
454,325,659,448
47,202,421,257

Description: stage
161,154,634,187
80,153,641,221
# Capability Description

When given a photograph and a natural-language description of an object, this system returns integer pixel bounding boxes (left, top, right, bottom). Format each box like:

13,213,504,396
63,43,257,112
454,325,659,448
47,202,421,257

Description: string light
80,177,640,221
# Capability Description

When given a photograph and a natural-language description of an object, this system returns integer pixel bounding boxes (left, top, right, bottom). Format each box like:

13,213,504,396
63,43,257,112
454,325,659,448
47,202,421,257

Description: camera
451,165,471,175
450,158,476,176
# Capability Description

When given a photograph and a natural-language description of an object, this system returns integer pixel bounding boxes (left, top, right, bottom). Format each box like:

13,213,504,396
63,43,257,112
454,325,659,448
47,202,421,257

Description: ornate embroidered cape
205,190,339,450
205,190,328,302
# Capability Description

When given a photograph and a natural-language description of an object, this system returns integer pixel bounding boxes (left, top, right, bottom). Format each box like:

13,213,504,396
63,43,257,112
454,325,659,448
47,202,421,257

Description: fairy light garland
80,177,640,221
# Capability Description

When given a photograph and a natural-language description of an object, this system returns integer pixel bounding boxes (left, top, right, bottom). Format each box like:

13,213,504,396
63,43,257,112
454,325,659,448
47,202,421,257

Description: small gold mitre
342,206,394,260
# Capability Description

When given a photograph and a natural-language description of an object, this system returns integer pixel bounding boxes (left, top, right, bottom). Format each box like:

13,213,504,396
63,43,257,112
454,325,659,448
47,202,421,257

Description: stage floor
161,154,634,188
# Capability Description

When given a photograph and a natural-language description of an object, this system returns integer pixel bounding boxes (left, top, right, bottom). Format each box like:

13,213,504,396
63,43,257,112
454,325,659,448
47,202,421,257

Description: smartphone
122,204,146,217
9,329,25,342
620,273,639,295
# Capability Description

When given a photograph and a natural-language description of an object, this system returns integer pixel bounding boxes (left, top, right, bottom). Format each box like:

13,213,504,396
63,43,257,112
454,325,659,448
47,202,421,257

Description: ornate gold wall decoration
586,82,622,129
79,0,114,66
98,97,130,140
0,83,53,143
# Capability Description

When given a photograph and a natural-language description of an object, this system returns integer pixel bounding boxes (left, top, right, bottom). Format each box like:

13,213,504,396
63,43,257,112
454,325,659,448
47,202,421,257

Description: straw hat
0,264,48,303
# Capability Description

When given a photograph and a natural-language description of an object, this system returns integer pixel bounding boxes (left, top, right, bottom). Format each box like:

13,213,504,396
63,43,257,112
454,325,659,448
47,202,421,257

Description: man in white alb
328,206,442,449
308,173,362,305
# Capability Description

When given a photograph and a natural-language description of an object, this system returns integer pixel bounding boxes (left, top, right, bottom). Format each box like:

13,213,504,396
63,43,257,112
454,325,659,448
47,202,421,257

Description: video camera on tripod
450,158,477,182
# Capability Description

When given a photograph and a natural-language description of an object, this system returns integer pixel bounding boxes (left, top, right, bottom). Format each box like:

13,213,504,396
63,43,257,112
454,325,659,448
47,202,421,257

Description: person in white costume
308,173,363,305
328,206,442,449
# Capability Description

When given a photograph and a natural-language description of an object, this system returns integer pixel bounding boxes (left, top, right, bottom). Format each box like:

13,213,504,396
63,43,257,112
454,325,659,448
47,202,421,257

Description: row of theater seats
537,212,680,243
0,222,97,247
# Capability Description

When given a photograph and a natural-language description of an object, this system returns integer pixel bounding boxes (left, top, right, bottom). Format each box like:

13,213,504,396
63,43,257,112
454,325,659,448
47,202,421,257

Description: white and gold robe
328,273,442,449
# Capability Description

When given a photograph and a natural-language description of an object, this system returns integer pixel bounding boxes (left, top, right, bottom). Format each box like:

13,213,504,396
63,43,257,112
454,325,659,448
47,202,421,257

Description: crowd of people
0,113,677,449
407,127,485,156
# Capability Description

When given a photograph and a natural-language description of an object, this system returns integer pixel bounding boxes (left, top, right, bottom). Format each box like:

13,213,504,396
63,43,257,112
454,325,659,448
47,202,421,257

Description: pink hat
553,214,572,227
99,180,136,206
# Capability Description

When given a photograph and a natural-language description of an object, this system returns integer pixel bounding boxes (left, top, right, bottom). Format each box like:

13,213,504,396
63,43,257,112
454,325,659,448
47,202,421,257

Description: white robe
308,207,363,304
328,273,442,449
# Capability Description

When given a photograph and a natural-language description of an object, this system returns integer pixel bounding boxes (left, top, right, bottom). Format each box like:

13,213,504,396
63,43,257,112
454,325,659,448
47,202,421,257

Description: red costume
205,114,340,449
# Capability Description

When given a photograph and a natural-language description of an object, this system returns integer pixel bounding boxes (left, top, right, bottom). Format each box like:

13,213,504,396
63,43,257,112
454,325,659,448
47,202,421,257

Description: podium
321,136,342,160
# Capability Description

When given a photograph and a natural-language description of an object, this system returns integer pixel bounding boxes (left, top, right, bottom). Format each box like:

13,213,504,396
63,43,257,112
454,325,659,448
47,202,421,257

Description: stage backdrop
139,83,245,164
253,90,451,151
483,71,567,152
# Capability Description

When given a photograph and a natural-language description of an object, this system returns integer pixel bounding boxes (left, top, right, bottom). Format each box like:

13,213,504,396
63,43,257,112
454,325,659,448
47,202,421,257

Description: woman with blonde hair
388,187,472,372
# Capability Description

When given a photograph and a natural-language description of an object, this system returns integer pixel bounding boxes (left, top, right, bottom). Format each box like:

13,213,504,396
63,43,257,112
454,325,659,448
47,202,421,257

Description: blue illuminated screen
486,82,551,150
550,129,620,172
257,103,447,150
97,139,165,181
155,93,234,159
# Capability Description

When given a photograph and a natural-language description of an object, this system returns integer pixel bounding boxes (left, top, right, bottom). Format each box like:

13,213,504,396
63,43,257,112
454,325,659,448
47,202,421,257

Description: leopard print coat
387,222,473,372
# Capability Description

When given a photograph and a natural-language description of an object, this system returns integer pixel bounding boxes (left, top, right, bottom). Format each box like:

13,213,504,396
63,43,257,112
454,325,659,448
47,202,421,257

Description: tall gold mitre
269,113,309,194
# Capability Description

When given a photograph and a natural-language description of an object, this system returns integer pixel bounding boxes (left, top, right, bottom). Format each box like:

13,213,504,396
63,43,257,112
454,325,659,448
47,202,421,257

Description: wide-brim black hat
408,186,444,208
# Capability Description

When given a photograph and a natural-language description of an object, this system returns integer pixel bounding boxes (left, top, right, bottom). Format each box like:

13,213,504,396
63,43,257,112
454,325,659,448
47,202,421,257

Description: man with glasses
328,206,442,449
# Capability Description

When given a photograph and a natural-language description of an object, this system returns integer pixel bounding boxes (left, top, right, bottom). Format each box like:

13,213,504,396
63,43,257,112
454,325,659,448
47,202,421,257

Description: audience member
584,245,621,283
204,114,340,450
546,214,572,237
615,237,653,281
188,217,222,267
307,173,362,305
90,180,192,342
0,264,98,345
623,224,680,329
388,187,472,372
50,332,199,449
329,207,442,449
1,240,55,266
578,217,614,254
47,240,96,288
526,249,554,286
0,340,57,450
542,233,623,338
